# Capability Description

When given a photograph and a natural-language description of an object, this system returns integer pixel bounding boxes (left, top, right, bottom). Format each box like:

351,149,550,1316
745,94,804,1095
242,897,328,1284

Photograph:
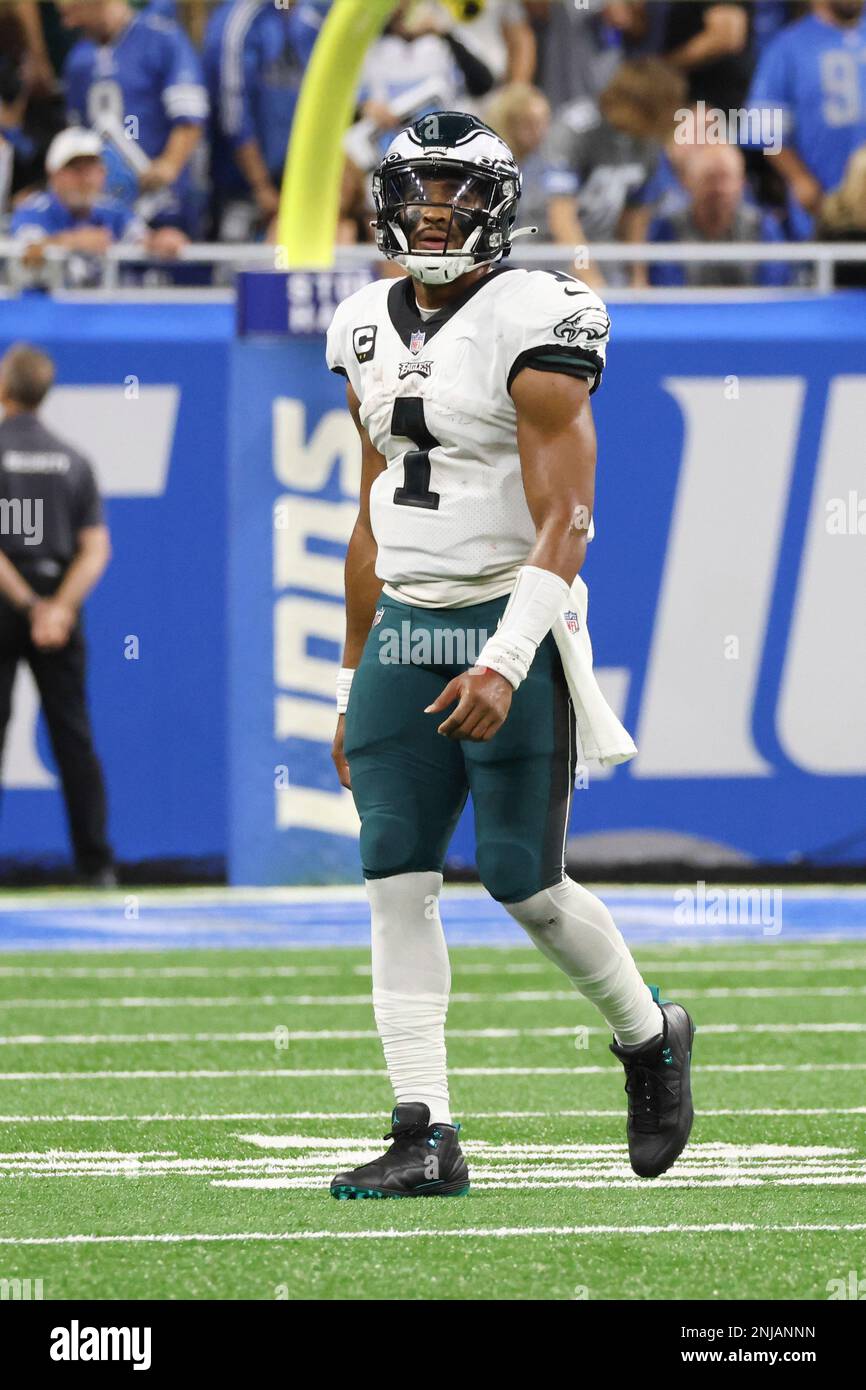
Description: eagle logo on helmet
372,111,528,287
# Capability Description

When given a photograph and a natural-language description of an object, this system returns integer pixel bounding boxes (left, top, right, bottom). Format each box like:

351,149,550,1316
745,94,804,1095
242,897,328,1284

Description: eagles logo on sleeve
553,305,612,348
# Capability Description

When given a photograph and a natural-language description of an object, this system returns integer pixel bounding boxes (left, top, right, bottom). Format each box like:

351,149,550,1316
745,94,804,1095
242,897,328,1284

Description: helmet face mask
372,113,522,285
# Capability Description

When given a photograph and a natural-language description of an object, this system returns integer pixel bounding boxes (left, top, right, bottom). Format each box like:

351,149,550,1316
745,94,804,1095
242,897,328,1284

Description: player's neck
411,265,492,314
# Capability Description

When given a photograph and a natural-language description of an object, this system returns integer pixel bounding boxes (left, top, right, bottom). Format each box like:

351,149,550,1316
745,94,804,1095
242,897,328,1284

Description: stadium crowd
1,0,866,286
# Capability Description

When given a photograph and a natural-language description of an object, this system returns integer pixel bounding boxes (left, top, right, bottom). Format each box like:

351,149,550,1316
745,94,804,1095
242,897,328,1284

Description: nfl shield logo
564,610,579,634
410,329,426,356
372,607,384,627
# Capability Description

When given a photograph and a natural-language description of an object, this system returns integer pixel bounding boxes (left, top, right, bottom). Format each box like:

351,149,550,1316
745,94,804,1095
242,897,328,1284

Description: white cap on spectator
46,128,103,175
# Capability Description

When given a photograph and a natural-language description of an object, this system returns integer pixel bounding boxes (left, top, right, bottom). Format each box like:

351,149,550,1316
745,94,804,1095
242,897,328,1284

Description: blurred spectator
454,0,537,85
818,142,866,283
203,0,324,243
62,0,208,236
524,1,633,109
660,2,754,110
623,101,718,285
749,1,866,238
1,53,43,217
14,4,58,101
484,82,552,235
544,57,687,286
358,1,496,135
337,1,497,246
751,2,806,61
0,343,115,887
11,127,186,286
821,142,866,231
648,143,792,287
1,7,65,214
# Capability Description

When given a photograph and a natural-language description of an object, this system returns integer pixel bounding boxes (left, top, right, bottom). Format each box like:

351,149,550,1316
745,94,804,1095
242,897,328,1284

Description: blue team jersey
749,12,866,191
11,189,139,240
203,0,323,194
64,12,208,230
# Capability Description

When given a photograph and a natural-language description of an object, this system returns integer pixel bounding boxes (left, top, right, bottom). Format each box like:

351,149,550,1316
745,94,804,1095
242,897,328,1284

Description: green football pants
343,592,577,903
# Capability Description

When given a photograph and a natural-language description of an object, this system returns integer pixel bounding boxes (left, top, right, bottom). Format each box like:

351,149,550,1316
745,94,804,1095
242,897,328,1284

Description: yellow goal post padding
276,0,398,267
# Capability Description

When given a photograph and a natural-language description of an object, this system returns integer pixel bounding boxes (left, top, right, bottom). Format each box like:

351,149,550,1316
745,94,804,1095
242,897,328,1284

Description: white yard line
212,1176,866,1191
1,1223,864,1247
1,1063,865,1079
2,958,864,978
2,990,864,1011
234,1137,859,1157
0,1020,863,1046
0,966,345,979
1,1106,864,1121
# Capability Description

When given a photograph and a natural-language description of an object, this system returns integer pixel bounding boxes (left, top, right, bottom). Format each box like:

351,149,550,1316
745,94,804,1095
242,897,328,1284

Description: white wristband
475,566,571,689
336,667,355,714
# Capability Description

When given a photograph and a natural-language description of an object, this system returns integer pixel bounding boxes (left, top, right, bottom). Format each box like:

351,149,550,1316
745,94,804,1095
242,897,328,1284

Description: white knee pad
504,877,662,1045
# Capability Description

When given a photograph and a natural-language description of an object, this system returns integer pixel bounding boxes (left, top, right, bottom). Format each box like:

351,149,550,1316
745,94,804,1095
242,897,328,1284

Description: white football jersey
326,265,610,607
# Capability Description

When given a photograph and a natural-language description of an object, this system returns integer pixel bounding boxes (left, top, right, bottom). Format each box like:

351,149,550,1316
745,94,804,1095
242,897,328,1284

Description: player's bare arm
332,381,386,789
427,368,596,743
512,367,596,587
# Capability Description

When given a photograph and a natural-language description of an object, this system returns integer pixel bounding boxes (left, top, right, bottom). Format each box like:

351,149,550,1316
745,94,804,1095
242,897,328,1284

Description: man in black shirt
662,1,754,111
0,343,115,885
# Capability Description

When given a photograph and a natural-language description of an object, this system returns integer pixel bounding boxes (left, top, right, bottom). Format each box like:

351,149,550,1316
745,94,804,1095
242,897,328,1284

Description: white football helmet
372,111,524,285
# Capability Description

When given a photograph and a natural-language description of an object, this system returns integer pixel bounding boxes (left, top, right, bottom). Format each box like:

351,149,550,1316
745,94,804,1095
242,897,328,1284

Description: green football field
0,937,864,1301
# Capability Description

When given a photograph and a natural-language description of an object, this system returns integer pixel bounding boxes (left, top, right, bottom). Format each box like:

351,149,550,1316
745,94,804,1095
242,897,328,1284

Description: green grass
0,939,864,1300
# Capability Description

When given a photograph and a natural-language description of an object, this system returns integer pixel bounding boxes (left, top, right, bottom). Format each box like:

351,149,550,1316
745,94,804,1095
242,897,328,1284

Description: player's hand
425,668,513,742
29,598,75,650
331,715,351,789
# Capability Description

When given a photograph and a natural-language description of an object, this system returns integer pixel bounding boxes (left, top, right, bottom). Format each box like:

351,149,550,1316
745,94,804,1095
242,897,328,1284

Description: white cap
46,127,103,175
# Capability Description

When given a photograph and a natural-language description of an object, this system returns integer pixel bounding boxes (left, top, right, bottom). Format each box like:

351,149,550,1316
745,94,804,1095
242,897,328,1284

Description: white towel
550,573,637,767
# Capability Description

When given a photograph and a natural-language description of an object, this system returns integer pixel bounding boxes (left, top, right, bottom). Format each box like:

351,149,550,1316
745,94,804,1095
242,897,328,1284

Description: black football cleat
330,1103,470,1199
609,996,696,1179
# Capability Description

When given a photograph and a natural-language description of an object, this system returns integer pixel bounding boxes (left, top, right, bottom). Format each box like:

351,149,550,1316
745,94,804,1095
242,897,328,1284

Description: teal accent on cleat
329,1184,406,1200
328,1103,470,1199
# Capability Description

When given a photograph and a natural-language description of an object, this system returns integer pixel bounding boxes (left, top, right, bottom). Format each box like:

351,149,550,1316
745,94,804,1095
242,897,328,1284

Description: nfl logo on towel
410,329,426,356
564,610,580,634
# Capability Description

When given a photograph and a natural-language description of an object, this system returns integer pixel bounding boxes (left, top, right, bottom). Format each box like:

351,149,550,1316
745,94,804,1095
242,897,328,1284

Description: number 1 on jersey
391,398,441,510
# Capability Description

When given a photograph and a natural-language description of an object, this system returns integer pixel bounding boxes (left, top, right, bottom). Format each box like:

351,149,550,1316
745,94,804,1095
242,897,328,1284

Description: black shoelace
622,1060,676,1134
383,1124,426,1144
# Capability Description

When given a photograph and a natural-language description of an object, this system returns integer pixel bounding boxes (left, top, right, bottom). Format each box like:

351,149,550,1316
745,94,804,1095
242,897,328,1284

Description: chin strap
384,218,508,285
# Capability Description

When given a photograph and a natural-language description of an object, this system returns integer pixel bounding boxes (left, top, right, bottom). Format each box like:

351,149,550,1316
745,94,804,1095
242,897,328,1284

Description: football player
326,111,694,1199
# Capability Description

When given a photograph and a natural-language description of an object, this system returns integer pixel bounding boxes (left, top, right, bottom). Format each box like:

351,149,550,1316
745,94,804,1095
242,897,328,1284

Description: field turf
0,936,864,1300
